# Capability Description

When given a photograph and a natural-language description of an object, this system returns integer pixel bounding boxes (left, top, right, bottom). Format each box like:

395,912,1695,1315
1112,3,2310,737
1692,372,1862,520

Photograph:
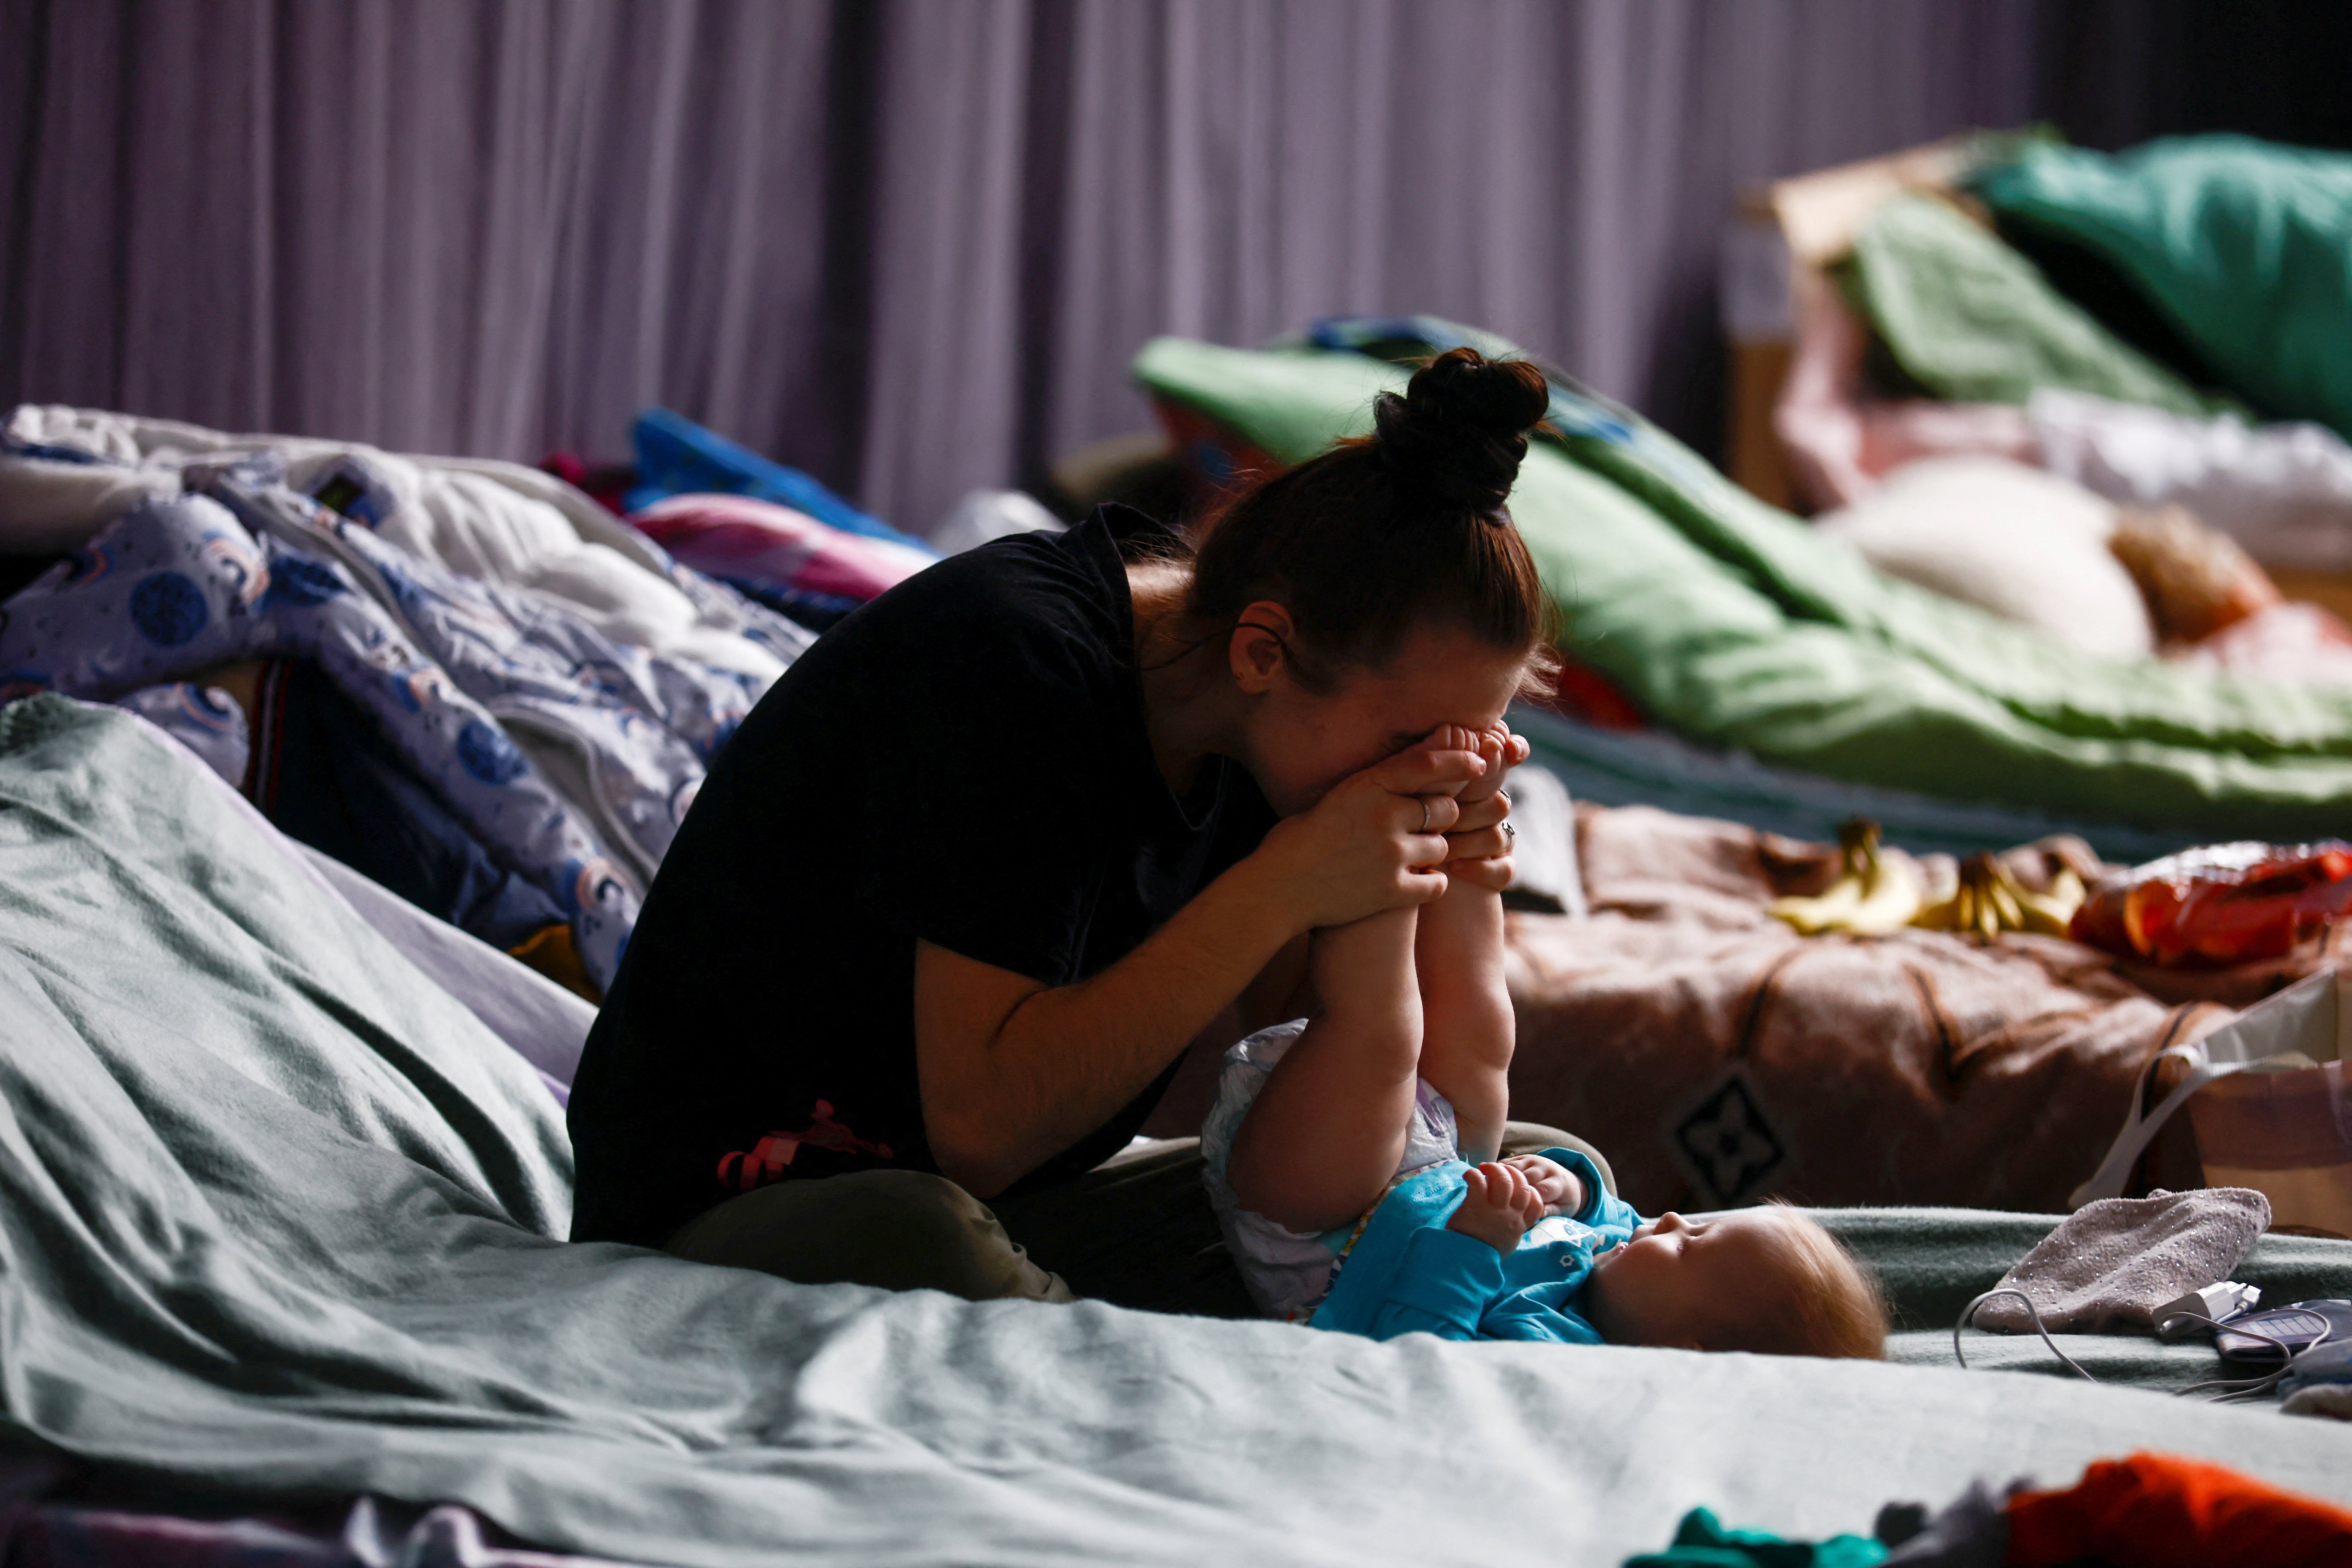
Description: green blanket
1979,136,2352,442
1135,334,2352,838
1842,193,2225,417
2,697,2349,1566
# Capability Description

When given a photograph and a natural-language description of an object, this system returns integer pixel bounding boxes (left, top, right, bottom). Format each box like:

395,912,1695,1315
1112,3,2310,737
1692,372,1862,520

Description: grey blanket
1,696,2348,1568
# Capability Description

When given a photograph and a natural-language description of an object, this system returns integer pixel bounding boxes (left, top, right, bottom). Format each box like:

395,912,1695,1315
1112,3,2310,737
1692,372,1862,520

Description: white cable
2166,1312,2327,1402
1953,1288,2097,1381
1955,1292,2332,1401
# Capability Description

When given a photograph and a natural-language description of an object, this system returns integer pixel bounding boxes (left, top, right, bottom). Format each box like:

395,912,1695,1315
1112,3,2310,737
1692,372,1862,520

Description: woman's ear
1227,600,1296,694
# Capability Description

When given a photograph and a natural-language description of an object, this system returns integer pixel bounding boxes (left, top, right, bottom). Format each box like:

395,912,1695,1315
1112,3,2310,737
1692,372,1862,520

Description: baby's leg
1225,906,1422,1234
1414,726,1514,1162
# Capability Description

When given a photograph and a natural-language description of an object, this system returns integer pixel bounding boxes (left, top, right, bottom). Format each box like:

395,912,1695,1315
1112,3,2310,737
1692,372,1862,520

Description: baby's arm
1413,725,1520,1163
1225,906,1422,1233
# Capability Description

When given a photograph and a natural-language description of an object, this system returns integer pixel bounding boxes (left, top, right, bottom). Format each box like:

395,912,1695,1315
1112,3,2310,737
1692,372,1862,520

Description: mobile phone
2214,1299,2352,1366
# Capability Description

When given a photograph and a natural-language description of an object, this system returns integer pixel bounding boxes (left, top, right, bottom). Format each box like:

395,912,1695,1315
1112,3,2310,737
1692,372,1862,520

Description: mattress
0,694,2346,1568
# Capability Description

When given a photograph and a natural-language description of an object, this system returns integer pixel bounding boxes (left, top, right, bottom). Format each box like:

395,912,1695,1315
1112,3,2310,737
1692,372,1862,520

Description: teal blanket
1135,334,2352,839
1978,136,2352,441
2,698,2349,1566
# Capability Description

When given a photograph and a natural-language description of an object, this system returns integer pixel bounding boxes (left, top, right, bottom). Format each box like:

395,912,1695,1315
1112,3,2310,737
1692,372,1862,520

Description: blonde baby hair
1714,1202,1889,1361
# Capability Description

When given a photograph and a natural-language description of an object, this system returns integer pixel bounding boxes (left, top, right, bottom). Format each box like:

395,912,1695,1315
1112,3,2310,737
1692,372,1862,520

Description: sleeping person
1202,723,1888,1355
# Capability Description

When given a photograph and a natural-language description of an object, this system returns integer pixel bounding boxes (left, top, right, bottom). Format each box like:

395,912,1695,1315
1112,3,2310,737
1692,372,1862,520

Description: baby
1202,723,1887,1357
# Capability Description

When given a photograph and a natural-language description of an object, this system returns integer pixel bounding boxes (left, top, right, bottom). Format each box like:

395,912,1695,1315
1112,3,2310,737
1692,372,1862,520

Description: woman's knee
665,1169,1074,1303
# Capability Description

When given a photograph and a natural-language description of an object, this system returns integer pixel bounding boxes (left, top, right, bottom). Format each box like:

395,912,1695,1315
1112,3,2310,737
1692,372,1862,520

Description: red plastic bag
2071,842,2352,967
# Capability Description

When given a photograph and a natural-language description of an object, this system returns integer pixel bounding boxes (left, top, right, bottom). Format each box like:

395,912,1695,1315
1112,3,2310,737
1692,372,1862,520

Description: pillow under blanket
1974,1187,2271,1334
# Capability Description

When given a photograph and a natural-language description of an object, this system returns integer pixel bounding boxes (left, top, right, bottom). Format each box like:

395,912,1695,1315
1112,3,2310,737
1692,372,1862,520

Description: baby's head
1580,1202,1886,1360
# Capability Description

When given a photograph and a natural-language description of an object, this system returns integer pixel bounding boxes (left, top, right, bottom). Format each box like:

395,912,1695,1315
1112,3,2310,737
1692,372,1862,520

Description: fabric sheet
0,1476,653,1568
89,704,585,1100
628,493,935,605
295,844,596,1096
7,695,2352,1568
625,409,925,549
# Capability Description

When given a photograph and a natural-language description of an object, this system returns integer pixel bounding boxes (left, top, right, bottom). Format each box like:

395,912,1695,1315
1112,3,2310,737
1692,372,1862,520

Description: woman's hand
1250,742,1482,932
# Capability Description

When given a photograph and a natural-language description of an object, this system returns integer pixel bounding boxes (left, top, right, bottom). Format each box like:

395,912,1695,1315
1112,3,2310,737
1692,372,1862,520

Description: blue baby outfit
1307,1149,1645,1344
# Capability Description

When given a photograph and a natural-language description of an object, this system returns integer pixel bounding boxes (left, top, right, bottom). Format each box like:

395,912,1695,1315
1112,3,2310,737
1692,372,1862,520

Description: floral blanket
0,459,792,989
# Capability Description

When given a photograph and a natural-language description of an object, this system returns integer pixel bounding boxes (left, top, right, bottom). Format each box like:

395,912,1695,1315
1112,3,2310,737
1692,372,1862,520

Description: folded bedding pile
624,406,929,548
631,490,939,631
0,406,821,992
3,405,805,679
1137,321,2352,843
3,693,2349,1564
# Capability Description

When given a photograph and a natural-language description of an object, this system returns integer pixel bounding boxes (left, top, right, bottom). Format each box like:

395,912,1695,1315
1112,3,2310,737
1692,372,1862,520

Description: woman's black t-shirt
567,506,1276,1247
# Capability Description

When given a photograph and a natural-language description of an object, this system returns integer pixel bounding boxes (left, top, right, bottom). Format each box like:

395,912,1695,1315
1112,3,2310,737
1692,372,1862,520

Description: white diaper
1197,1019,1460,1319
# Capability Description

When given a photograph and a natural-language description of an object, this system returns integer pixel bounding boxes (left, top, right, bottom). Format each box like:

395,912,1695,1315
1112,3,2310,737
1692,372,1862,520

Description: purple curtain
0,0,2038,535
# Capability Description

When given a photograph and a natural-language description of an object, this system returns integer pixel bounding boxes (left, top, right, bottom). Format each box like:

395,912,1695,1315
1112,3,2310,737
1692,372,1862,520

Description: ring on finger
1501,820,1516,842
1419,797,1433,833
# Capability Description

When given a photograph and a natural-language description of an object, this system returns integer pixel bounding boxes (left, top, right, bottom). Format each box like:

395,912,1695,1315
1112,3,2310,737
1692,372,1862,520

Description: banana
1985,874,2025,933
1770,874,1862,934
1844,851,1922,935
1771,819,1921,936
2014,867,2087,938
1911,856,2089,941
1972,874,2003,939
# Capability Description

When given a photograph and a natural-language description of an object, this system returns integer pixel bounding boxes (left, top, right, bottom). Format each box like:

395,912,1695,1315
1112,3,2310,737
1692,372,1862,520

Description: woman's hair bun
1370,348,1551,514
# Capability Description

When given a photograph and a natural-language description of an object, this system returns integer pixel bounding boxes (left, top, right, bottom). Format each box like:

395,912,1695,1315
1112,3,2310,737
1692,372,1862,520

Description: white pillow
1814,455,2153,660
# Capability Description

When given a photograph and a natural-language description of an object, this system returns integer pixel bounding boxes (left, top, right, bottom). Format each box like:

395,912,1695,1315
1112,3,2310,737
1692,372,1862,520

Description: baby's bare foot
1454,726,1510,807
1413,724,1486,800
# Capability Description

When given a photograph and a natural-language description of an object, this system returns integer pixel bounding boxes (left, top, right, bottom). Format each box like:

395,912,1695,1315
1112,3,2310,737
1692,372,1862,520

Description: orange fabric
2005,1451,2352,1568
506,923,600,1004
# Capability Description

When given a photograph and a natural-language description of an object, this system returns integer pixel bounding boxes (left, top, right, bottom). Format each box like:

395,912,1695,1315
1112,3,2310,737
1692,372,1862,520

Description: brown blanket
1504,805,2234,1214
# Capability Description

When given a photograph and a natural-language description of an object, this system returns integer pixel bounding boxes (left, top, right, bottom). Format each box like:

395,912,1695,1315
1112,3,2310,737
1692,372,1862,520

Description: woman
567,348,1604,1314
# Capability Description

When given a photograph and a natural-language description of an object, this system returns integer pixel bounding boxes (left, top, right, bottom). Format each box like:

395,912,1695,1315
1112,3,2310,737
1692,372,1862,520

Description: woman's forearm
918,742,1477,1199
916,855,1303,1198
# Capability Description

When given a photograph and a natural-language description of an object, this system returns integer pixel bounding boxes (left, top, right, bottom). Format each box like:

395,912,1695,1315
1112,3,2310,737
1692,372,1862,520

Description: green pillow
1977,136,2352,439
1841,194,2222,417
